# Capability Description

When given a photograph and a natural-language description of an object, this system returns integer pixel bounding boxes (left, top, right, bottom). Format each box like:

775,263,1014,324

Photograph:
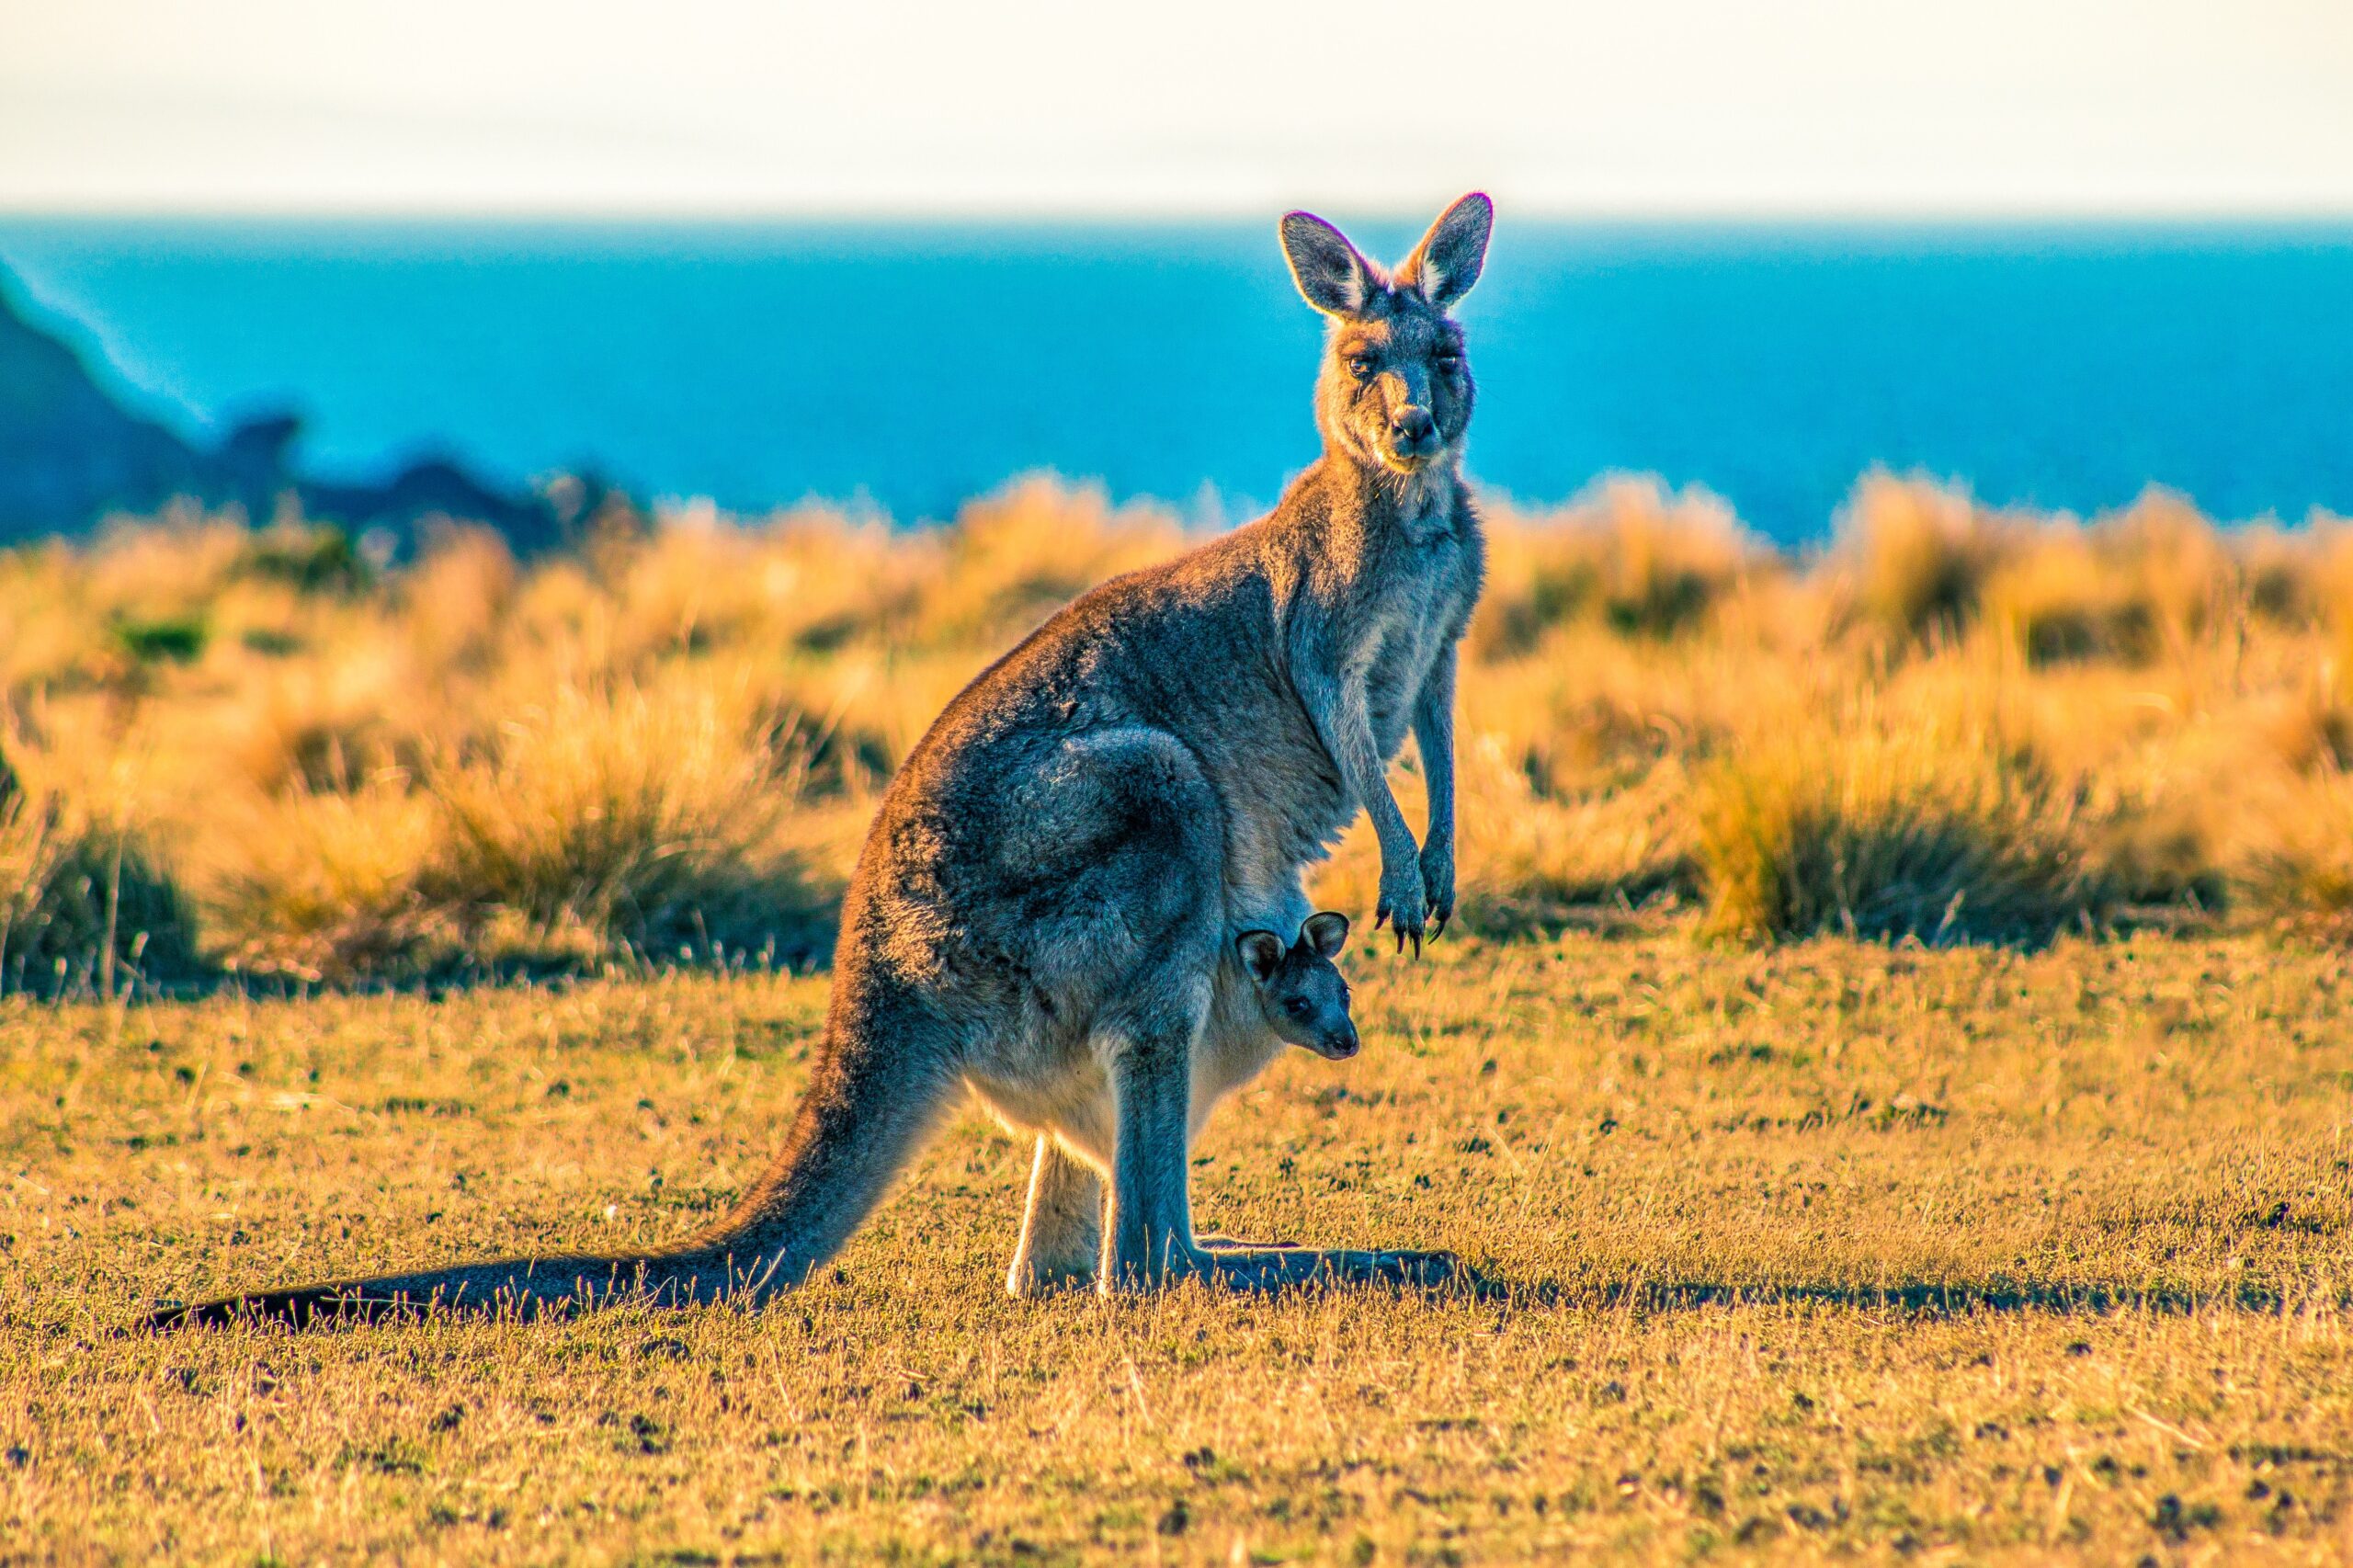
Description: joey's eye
1286,997,1313,1017
1346,356,1374,378
1435,349,1462,371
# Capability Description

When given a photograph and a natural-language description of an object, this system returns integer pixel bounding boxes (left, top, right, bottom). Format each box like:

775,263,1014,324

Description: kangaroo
1008,910,1368,1296
153,193,1493,1326
1238,912,1359,1063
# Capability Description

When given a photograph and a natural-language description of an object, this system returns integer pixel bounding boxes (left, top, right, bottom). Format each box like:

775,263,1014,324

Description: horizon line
8,199,2353,228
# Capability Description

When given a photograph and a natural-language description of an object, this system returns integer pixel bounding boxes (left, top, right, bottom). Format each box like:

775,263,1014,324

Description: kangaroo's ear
1396,192,1492,310
1236,930,1287,983
1301,911,1349,960
1280,211,1378,318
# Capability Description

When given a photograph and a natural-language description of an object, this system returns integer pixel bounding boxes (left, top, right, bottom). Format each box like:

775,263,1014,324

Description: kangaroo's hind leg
1007,1138,1101,1297
1094,971,1457,1293
1099,962,1219,1290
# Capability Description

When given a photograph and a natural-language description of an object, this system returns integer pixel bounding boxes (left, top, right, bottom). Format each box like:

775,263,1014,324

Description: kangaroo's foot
1097,1244,1461,1295
1201,1245,1461,1291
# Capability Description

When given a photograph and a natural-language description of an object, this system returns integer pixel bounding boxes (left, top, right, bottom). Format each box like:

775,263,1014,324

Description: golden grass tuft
1472,476,1759,658
1828,471,2011,646
1695,697,2112,945
194,778,454,984
1313,738,1696,937
918,474,1186,647
0,726,197,994
2228,765,2353,936
425,679,835,966
1982,489,2238,666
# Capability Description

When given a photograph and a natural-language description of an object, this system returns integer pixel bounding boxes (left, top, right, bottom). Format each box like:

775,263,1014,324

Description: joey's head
1279,192,1493,481
1236,912,1358,1061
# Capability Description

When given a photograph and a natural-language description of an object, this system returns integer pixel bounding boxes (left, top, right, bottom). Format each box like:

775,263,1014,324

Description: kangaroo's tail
151,1006,958,1330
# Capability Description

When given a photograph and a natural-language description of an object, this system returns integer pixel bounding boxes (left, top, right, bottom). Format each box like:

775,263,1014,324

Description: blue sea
1,218,2348,542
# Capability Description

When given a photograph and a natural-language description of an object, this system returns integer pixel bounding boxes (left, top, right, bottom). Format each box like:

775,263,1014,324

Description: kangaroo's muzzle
1303,1025,1360,1062
1382,407,1440,469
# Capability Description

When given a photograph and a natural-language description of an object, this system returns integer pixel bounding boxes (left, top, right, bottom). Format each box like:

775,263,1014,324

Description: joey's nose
1326,1027,1359,1060
1390,408,1436,449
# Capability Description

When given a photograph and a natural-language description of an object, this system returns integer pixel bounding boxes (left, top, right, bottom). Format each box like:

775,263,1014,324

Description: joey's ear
1395,192,1492,310
1236,930,1287,983
1301,911,1349,960
1280,210,1378,317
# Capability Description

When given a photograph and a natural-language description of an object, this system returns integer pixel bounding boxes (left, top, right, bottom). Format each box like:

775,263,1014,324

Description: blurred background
6,0,2350,538
2,1,2351,994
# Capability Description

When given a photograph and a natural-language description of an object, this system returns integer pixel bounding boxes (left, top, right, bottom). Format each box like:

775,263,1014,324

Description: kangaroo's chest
1354,536,1474,757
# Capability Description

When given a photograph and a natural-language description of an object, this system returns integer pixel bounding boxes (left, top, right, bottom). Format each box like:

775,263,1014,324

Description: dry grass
1827,472,2014,648
0,721,197,995
2228,766,2353,937
10,934,2353,1562
190,778,457,984
423,678,829,968
1693,695,2112,945
1470,476,1761,658
4,474,2353,994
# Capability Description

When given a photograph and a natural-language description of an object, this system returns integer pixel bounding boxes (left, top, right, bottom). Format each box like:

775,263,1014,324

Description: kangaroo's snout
1307,1023,1360,1062
1388,407,1438,459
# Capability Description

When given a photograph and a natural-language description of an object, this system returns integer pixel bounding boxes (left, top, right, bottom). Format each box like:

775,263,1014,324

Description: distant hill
0,269,599,551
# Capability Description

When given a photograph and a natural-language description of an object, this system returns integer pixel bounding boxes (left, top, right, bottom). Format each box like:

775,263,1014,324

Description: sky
3,0,2351,217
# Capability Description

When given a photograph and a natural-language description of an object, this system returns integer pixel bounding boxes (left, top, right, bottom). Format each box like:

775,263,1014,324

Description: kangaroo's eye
1346,356,1375,379
1435,350,1462,371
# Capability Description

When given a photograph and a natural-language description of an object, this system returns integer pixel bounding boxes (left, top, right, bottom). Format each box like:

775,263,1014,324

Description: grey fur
151,194,1494,1326
1235,911,1358,1062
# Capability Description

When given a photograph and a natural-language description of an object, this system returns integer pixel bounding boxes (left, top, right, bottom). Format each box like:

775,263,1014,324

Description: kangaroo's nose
1391,408,1436,448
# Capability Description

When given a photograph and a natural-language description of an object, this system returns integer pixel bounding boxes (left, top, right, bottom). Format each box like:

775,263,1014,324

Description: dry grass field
6,469,2353,993
11,475,2353,1561
8,933,2353,1562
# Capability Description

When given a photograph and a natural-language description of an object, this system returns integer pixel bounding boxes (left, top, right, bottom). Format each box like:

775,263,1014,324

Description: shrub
1472,478,1757,658
424,681,834,964
195,779,455,984
0,744,199,994
1829,472,2010,647
2231,767,2353,937
1695,703,2112,945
